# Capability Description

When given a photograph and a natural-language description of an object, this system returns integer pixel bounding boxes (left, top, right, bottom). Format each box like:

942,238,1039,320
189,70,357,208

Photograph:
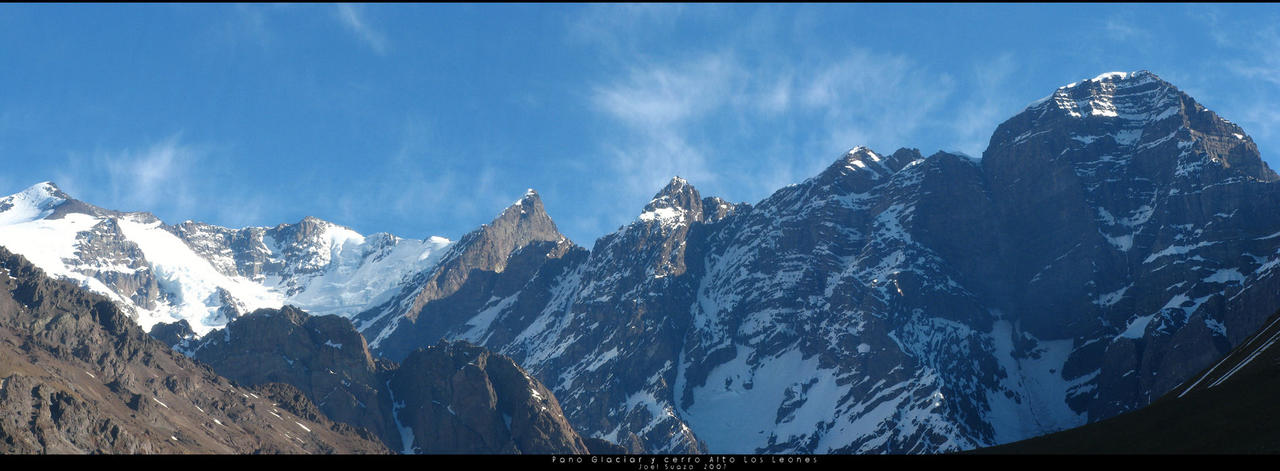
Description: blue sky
3,4,1280,245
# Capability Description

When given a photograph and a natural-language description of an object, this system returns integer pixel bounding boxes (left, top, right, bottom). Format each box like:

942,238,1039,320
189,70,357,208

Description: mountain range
2,70,1278,453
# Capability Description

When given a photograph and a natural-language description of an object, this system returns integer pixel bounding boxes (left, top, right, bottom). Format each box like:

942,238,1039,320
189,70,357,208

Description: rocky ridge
171,305,592,454
0,247,387,453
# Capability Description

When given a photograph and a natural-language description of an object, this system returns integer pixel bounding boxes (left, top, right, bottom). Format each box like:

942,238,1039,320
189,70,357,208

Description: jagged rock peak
279,215,349,234
484,188,562,243
814,147,923,190
515,188,539,204
399,187,564,310
886,147,926,172
645,176,701,210
640,176,704,225
842,146,923,174
701,196,741,224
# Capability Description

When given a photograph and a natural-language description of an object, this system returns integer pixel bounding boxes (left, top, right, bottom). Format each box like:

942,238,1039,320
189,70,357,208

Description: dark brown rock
0,247,388,454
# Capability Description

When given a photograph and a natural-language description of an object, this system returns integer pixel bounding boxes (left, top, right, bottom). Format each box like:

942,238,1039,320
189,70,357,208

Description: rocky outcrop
182,306,392,446
148,319,196,349
388,341,590,454
355,189,571,356
180,305,597,454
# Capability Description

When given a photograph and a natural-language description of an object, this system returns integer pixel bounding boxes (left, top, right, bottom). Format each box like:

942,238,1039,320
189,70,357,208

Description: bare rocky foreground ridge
0,247,387,453
180,305,599,454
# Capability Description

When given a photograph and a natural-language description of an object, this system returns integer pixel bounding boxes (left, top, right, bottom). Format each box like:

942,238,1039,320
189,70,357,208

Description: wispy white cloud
334,4,388,55
593,56,736,130
588,54,735,216
56,135,203,216
585,40,960,237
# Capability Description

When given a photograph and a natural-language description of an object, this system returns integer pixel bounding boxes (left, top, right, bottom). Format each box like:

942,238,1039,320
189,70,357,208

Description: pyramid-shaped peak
659,176,690,193
493,188,555,228
13,181,70,200
645,176,701,212
635,176,705,227
0,181,73,225
34,180,62,192
844,146,880,160
988,70,1279,183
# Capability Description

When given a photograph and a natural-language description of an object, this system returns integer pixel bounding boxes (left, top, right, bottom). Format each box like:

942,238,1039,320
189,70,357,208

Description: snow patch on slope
116,217,284,335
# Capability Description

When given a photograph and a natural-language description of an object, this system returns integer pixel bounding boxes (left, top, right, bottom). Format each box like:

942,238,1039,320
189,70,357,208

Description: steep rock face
370,238,580,363
0,247,387,454
388,341,590,454
178,306,593,454
671,150,1009,453
355,190,569,353
982,71,1280,419
181,306,392,446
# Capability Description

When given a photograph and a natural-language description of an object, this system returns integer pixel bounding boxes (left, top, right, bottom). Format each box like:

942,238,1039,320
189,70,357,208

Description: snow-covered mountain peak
1027,70,1177,122
838,146,924,175
826,146,885,175
30,180,65,197
1068,70,1150,87
0,181,69,225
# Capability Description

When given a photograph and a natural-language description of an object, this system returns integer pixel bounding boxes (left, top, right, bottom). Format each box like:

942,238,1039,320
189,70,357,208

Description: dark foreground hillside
979,308,1280,454
0,247,387,453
